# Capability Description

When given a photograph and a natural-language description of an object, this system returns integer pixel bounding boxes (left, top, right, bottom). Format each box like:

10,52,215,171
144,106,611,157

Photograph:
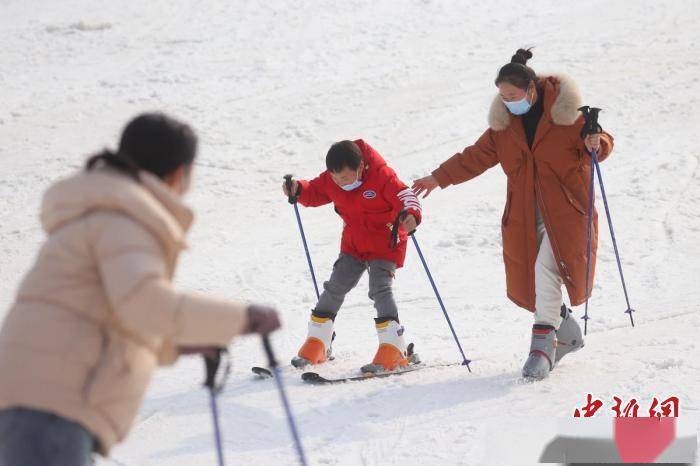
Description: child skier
282,139,422,373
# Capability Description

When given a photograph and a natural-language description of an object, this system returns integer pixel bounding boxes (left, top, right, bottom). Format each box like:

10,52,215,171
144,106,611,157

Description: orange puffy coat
431,75,614,311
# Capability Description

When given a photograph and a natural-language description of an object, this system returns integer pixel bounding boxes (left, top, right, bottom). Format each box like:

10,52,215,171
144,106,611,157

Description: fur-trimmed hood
488,74,582,131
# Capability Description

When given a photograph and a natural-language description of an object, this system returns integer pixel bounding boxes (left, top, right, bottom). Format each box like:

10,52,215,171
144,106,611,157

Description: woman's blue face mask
503,95,531,115
502,85,534,115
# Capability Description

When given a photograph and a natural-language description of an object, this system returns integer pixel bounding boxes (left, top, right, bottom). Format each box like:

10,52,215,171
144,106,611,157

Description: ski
252,354,335,379
301,362,462,385
251,361,310,379
252,366,274,378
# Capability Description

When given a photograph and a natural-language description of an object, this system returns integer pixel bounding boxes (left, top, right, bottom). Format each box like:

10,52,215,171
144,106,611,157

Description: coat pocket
560,183,586,215
502,191,513,227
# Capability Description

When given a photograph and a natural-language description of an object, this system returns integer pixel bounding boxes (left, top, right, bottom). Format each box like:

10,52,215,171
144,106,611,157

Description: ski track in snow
1,0,699,464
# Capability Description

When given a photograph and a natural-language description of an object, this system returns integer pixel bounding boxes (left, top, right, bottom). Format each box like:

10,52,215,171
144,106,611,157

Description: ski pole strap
204,348,231,394
283,174,298,204
578,105,603,139
389,210,405,249
389,209,415,249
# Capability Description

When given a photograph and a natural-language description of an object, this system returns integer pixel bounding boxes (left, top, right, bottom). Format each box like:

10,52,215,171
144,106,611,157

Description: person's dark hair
86,113,197,181
494,48,537,90
326,140,362,173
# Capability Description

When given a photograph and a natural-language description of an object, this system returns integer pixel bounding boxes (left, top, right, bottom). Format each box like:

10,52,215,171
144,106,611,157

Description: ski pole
203,349,230,466
262,336,308,466
284,174,320,300
579,106,635,333
410,233,472,370
592,154,636,327
582,147,596,335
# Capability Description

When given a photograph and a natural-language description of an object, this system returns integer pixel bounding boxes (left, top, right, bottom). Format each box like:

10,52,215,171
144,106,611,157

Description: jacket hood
355,139,387,173
41,168,193,251
488,74,583,131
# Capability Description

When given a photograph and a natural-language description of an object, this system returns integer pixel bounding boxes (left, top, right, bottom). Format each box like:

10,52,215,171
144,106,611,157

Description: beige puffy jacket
0,168,248,454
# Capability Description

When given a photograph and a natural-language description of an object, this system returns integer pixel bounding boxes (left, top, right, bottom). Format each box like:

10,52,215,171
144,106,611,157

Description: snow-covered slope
1,1,698,464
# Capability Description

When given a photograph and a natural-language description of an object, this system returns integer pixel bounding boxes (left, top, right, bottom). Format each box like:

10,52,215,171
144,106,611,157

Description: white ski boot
555,305,584,364
291,313,335,369
522,326,557,380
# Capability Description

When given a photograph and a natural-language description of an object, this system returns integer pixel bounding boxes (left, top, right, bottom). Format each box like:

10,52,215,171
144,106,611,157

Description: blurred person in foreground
0,113,280,465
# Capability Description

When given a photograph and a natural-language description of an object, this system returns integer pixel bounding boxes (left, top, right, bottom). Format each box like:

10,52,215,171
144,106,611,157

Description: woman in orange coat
413,49,613,380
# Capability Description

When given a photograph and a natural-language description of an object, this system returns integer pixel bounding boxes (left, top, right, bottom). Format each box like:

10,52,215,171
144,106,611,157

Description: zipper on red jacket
534,169,574,286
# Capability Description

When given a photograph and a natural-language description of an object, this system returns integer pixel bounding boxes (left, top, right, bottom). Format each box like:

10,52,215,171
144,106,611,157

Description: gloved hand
282,179,300,197
244,304,281,336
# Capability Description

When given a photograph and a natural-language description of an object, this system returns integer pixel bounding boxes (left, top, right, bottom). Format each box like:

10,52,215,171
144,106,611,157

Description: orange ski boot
361,319,418,374
291,313,335,369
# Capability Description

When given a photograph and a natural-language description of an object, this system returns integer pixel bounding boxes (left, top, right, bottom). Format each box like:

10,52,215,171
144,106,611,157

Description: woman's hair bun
511,48,533,65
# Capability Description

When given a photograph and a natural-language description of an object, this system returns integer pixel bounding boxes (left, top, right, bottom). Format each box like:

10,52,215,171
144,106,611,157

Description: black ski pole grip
578,106,603,138
283,174,297,204
203,348,223,390
262,335,279,369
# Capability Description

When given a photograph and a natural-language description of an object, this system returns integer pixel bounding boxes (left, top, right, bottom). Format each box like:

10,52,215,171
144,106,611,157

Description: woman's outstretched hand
412,175,439,198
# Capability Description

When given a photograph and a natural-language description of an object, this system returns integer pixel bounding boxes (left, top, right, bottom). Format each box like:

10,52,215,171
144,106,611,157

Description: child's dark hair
86,113,197,181
326,140,362,173
494,48,537,90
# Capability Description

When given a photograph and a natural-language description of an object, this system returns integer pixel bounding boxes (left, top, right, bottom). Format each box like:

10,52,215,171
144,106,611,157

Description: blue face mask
341,177,363,191
503,89,532,115
339,168,363,191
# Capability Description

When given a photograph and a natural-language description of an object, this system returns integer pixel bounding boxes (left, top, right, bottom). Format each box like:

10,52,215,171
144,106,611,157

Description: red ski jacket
297,140,422,267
